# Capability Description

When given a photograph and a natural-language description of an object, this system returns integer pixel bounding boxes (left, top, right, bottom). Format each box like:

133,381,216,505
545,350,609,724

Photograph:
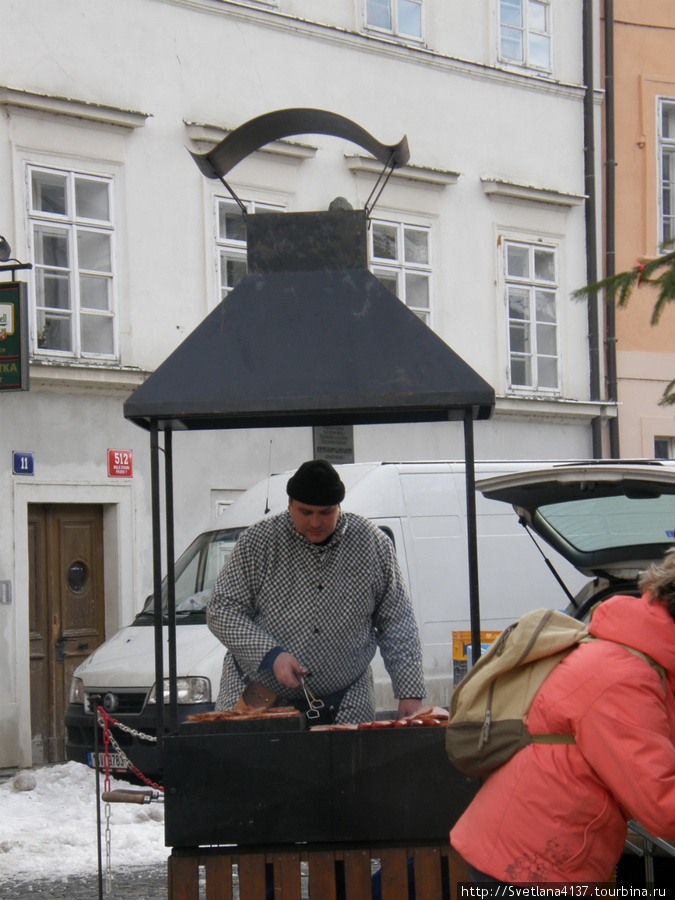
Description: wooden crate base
168,842,469,900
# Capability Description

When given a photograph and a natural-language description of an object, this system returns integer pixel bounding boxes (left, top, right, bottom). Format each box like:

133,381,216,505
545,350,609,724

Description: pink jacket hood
589,592,675,679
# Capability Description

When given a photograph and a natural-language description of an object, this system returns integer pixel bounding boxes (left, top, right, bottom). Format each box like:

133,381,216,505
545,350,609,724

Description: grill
163,725,478,847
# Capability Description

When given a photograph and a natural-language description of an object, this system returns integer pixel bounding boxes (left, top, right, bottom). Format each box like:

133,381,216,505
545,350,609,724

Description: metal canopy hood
124,208,495,431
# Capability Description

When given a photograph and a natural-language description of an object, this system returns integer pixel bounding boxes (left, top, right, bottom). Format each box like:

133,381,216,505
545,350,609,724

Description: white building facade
0,0,607,769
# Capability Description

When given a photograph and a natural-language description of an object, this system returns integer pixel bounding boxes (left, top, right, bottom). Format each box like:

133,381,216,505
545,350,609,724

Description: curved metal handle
190,107,409,180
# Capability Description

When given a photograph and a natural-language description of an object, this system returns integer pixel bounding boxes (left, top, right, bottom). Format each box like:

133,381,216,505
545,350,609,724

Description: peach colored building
606,1,675,457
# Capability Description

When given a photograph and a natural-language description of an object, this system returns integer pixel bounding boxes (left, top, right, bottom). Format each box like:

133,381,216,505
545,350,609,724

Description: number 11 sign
108,449,133,478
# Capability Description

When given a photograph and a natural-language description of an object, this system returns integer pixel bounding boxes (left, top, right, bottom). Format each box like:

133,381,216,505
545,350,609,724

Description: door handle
55,634,79,664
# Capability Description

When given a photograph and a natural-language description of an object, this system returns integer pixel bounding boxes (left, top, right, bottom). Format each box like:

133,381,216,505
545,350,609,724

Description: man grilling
207,459,426,724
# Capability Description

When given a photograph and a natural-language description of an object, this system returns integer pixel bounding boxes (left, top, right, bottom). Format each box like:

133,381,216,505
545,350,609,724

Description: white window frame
364,0,423,42
498,0,552,72
27,164,118,361
503,237,560,394
655,437,675,460
215,196,285,301
659,98,675,247
369,218,432,326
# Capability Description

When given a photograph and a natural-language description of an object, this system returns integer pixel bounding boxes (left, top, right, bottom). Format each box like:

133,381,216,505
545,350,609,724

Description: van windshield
136,527,246,622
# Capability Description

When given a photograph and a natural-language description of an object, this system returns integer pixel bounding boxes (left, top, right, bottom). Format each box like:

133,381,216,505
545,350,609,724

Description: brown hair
638,547,675,619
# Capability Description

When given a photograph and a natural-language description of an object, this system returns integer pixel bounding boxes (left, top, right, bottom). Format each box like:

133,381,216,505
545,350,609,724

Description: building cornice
184,121,317,164
28,361,149,397
346,155,460,187
495,395,617,424
481,177,586,208
0,86,150,129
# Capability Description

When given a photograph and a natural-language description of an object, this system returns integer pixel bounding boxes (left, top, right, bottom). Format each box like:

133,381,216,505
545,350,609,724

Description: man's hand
272,652,308,689
397,698,425,719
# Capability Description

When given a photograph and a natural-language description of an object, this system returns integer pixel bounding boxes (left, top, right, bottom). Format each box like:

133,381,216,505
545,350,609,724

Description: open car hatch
476,462,675,580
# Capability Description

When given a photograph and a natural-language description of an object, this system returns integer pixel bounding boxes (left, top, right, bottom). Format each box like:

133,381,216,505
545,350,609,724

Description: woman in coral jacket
450,550,675,884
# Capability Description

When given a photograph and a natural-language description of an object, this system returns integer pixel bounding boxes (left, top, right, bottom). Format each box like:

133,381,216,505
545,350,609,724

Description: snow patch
0,762,167,880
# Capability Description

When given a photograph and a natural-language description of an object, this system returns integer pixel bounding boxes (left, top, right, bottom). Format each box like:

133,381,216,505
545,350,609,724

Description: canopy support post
151,422,165,765
463,409,482,665
165,427,178,733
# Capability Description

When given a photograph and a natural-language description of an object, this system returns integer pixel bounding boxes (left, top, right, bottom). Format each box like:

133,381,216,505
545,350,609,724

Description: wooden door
28,504,105,763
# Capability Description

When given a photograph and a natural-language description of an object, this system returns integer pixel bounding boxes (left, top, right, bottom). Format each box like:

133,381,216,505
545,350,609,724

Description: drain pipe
604,0,620,457
583,0,604,458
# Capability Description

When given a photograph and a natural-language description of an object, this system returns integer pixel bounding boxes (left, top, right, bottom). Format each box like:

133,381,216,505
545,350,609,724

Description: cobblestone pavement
0,864,170,899
0,866,306,899
0,862,318,899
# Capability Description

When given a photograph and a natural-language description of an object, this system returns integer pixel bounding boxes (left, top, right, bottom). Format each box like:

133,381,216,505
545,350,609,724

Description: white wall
0,0,602,767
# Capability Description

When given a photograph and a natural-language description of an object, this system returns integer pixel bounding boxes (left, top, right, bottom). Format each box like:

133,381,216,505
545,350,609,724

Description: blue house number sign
13,451,34,476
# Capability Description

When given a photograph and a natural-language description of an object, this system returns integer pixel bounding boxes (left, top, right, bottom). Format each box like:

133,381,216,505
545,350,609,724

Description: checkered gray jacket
207,510,425,723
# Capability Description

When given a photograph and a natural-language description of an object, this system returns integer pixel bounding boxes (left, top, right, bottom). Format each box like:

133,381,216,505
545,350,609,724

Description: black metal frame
126,110,495,777
146,410,483,770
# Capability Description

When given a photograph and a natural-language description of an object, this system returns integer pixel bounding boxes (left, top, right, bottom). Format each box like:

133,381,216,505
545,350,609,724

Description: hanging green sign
0,282,29,392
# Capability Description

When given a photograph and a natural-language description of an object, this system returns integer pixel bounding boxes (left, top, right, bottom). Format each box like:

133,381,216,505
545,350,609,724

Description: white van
64,460,586,779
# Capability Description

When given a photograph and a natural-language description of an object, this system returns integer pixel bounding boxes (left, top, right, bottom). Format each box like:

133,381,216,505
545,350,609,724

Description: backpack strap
531,734,576,744
619,644,667,693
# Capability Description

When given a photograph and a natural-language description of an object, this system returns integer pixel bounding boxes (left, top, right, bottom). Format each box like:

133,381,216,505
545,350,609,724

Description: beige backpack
445,607,665,778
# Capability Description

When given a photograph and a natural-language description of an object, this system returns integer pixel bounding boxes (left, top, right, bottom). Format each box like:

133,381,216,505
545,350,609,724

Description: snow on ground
0,761,167,881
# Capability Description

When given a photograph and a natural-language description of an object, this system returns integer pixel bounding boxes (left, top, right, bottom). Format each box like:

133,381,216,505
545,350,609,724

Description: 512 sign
108,449,133,478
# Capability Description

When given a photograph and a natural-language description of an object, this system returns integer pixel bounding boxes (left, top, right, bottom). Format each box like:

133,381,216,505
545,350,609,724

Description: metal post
150,422,164,765
165,427,178,732
92,696,103,900
644,838,655,884
583,0,604,458
463,409,482,663
604,0,620,458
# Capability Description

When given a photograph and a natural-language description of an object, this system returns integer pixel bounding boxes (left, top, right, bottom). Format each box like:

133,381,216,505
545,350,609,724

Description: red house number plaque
108,449,133,478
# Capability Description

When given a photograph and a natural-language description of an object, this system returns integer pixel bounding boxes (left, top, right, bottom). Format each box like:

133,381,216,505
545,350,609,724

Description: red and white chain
96,708,165,793
96,707,166,893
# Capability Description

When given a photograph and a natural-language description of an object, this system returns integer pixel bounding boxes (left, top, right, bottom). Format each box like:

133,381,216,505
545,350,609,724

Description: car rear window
539,493,675,553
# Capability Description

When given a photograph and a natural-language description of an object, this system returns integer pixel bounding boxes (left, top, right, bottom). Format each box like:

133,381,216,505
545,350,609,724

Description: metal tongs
300,675,324,719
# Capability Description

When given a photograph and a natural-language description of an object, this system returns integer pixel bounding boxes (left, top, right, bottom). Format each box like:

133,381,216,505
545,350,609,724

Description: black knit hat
286,459,346,506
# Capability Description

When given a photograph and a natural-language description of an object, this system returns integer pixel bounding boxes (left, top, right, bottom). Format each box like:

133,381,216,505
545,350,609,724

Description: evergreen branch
649,254,675,324
573,240,675,407
572,241,675,316
659,377,675,407
572,268,639,305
